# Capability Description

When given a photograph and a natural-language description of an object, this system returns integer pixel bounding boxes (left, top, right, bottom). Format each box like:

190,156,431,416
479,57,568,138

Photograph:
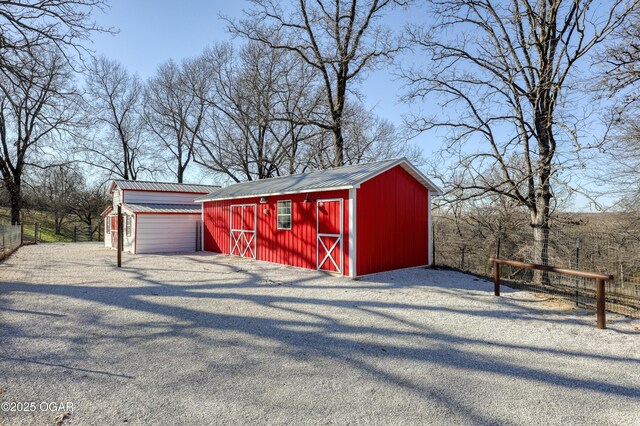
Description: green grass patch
0,207,101,243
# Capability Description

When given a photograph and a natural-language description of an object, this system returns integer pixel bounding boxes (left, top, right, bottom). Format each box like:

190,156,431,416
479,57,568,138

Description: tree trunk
10,199,21,225
7,181,21,225
177,166,184,183
531,210,551,286
55,215,63,235
332,126,344,167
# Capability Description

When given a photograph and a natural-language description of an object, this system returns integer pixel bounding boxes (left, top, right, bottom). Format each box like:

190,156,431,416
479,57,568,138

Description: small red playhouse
197,158,442,278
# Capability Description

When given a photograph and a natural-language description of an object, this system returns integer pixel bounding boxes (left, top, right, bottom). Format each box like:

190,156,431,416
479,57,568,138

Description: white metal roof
111,180,219,194
195,158,443,202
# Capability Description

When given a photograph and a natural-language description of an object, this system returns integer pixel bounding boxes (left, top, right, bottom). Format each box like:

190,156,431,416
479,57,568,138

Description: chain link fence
433,218,640,318
0,224,22,260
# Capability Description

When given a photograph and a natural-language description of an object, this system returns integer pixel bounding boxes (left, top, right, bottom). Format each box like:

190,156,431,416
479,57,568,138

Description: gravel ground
0,243,639,426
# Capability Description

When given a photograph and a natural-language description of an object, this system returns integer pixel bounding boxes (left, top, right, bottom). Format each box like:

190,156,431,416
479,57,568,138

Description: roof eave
100,206,113,217
349,157,444,195
195,185,357,203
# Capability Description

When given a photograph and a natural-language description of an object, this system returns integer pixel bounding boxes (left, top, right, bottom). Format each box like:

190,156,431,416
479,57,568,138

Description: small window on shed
105,218,111,233
277,200,292,230
126,215,132,237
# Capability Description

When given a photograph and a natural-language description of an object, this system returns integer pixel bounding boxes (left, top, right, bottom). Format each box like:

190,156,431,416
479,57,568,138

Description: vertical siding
122,212,135,253
202,190,350,275
356,165,430,276
104,217,111,247
104,212,134,253
112,189,121,208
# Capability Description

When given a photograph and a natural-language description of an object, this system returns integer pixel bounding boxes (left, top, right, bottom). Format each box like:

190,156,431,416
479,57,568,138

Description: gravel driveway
1,243,639,425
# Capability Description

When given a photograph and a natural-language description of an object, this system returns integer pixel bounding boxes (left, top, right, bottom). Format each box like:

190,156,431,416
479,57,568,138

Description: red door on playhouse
316,199,343,274
230,204,257,258
110,215,118,249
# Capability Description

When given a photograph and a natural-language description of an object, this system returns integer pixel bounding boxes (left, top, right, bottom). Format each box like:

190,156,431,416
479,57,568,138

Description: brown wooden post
34,223,38,244
493,259,500,296
20,223,24,245
596,278,606,329
117,205,122,268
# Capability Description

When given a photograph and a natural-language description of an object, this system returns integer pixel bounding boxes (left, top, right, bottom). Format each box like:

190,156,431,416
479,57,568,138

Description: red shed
196,158,442,278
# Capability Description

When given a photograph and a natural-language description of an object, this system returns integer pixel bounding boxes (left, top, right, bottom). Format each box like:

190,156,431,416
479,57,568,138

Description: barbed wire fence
433,218,640,318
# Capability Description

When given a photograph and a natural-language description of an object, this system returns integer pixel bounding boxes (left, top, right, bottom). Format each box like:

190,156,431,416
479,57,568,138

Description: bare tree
600,115,640,210
195,42,320,181
601,7,640,96
81,56,152,180
31,165,83,234
598,8,640,210
0,50,80,224
229,0,406,167
304,101,422,168
403,0,635,272
341,101,422,165
0,0,110,81
69,183,109,240
144,57,210,183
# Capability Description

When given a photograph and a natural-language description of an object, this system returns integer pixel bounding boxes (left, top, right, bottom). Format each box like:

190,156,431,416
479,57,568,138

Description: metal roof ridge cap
113,179,219,187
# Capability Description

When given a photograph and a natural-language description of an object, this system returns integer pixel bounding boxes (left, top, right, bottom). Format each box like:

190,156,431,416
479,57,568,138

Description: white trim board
348,188,357,278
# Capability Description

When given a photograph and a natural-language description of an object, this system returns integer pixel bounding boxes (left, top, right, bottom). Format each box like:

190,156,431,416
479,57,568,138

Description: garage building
102,180,219,254
197,158,442,277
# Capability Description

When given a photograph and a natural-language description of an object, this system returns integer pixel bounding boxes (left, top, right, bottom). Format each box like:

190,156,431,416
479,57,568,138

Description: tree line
0,0,420,227
1,0,639,265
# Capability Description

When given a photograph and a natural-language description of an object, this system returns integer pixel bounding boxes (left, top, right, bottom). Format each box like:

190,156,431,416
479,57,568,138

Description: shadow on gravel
1,250,639,425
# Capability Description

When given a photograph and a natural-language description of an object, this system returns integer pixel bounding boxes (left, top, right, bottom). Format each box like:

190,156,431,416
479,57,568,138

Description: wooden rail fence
490,257,614,329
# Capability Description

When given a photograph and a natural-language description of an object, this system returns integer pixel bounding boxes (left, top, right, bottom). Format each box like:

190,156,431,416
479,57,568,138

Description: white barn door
316,199,343,274
230,204,257,259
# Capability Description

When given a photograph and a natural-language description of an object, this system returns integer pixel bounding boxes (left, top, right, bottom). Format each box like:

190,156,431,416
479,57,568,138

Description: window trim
125,214,132,237
105,217,111,233
276,200,292,230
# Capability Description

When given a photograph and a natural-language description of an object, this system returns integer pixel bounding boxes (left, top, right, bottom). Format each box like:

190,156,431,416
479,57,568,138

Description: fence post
431,222,436,267
596,278,606,329
73,226,77,243
117,205,122,268
20,223,24,245
575,237,580,307
493,259,500,296
35,223,38,244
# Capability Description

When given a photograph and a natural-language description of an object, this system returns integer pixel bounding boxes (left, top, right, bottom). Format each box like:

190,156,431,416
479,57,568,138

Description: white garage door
135,214,200,254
